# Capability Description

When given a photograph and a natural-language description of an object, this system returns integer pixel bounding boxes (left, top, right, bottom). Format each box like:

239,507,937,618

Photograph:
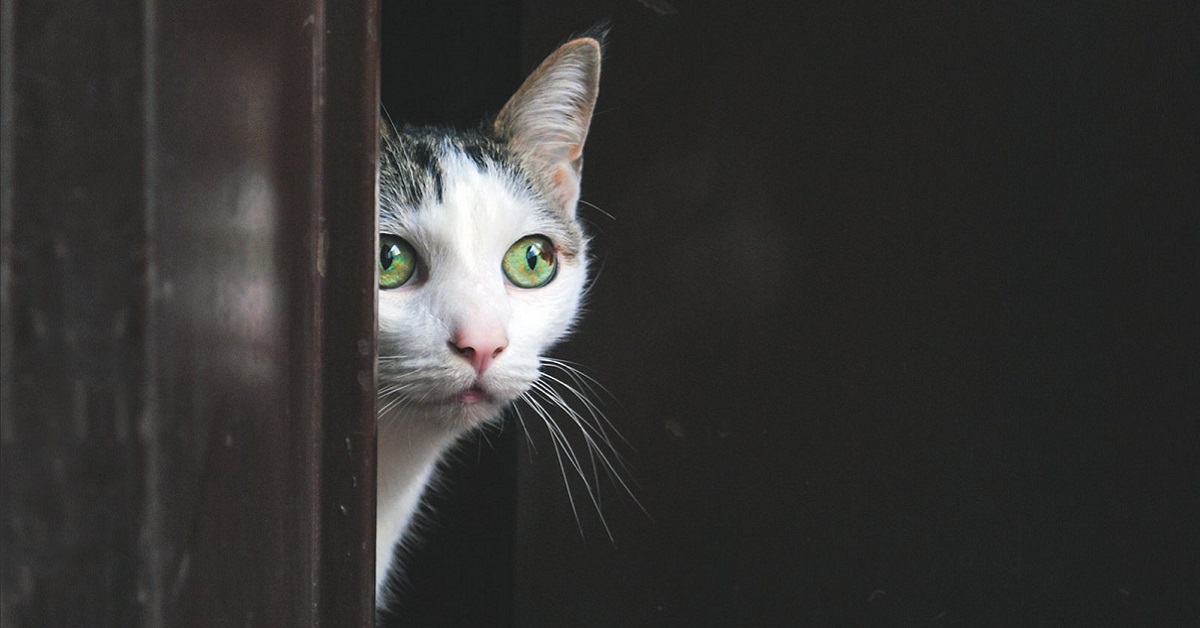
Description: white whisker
534,359,649,519
510,404,538,460
578,198,616,221
520,391,585,537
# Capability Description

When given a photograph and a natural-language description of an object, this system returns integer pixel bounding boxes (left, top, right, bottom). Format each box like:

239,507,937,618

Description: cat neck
375,409,465,594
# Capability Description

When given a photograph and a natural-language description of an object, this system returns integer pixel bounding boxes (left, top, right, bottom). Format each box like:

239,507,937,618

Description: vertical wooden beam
1,0,378,625
318,0,380,622
2,1,149,624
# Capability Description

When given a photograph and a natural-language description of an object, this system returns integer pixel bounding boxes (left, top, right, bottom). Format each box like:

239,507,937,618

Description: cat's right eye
379,234,417,289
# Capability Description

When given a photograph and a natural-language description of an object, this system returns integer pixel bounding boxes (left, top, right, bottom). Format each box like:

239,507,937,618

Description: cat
374,36,602,602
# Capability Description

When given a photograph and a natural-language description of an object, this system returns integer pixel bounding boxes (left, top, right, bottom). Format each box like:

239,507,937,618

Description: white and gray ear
494,38,601,217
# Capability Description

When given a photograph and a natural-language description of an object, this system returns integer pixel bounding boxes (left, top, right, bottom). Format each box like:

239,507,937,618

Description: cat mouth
401,384,498,408
453,386,490,405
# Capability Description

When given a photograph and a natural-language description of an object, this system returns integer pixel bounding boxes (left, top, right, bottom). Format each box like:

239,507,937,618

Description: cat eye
502,235,557,289
379,234,417,289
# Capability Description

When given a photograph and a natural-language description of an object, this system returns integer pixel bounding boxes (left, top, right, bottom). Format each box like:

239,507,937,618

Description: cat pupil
381,243,398,269
526,244,540,270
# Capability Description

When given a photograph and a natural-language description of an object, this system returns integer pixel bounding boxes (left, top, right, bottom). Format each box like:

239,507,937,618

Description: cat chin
393,392,514,432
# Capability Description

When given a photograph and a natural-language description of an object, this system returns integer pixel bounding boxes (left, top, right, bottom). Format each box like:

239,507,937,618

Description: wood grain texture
1,0,378,624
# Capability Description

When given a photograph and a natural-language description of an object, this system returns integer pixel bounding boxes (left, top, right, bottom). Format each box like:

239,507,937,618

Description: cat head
377,38,601,430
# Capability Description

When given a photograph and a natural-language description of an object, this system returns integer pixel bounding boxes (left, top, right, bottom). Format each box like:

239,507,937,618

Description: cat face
377,38,601,431
377,137,589,429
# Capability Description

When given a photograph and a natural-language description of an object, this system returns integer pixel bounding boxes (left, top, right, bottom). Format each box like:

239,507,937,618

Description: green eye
379,235,417,289
502,235,557,288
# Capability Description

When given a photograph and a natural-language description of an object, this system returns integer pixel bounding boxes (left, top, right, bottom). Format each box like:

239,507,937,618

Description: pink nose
450,327,508,374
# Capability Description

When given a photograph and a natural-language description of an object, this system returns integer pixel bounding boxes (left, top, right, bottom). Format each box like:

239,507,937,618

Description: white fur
375,153,588,596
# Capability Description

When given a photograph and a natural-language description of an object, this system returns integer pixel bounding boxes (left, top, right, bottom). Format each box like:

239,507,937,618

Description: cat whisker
510,403,539,461
376,395,418,439
540,357,616,398
525,381,617,542
540,372,624,449
524,389,591,497
378,380,419,396
529,377,646,520
377,394,409,419
520,391,586,537
577,198,616,221
475,421,501,458
534,360,649,517
378,356,415,361
540,359,632,448
534,374,625,473
530,378,613,457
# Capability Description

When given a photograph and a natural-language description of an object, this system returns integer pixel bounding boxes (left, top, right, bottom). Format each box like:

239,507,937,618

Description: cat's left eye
502,235,557,288
379,234,417,289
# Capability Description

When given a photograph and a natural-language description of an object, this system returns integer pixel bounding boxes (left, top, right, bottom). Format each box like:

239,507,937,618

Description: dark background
383,1,1198,625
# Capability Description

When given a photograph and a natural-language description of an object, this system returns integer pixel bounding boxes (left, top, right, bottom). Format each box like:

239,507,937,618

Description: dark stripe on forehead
407,139,444,202
380,124,519,213
379,123,588,257
379,126,445,206
448,131,508,169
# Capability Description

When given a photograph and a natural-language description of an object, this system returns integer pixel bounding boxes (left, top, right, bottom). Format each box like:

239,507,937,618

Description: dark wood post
1,0,379,625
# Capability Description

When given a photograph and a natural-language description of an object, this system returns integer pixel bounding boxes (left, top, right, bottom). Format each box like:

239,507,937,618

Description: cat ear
494,38,601,218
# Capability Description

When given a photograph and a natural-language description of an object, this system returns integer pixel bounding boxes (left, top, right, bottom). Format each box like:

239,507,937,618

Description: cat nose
450,327,508,374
